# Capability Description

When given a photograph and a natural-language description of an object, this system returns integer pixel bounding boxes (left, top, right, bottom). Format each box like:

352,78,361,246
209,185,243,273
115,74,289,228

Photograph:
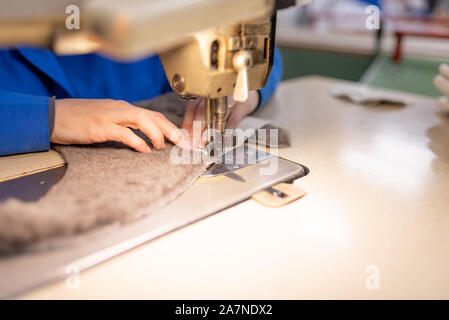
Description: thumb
227,102,250,129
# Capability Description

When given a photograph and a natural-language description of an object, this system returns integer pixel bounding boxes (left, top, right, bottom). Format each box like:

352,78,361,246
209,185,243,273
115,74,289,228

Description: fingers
148,111,187,147
174,128,196,150
108,124,152,153
227,102,249,129
138,110,196,150
108,102,163,150
439,64,449,80
136,112,166,150
435,64,449,97
193,99,206,146
434,74,449,97
110,101,191,150
435,64,449,111
182,98,207,148
437,96,449,111
182,99,199,133
52,98,194,152
227,91,259,128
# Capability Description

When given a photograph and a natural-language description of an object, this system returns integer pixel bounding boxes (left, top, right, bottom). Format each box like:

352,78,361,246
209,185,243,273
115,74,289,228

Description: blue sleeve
258,47,284,108
0,91,51,156
359,0,381,7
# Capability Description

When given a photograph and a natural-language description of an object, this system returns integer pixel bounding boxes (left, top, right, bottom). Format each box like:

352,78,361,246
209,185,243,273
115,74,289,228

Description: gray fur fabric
257,124,291,148
0,93,208,255
0,143,208,255
0,93,290,255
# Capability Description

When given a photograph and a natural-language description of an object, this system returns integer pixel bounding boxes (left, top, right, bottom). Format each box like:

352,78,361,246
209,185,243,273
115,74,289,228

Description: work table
20,76,449,299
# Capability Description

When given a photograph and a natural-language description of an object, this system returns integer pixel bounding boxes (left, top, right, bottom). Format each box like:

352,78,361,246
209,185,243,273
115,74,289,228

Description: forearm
0,91,53,156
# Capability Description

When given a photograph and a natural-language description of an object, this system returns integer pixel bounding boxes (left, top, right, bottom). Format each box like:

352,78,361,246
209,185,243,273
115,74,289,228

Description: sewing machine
0,0,310,298
0,0,311,173
81,0,312,172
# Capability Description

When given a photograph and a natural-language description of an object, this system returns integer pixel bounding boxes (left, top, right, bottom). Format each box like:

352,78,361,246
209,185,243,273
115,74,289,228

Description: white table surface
21,76,449,299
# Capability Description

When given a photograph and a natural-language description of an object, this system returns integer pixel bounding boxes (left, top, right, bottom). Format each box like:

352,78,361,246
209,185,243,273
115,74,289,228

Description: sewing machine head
159,16,273,102
155,1,311,151
82,0,312,150
158,14,274,150
0,0,311,151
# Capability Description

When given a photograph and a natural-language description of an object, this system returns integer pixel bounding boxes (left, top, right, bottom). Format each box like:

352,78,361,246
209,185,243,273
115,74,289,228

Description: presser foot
202,144,273,178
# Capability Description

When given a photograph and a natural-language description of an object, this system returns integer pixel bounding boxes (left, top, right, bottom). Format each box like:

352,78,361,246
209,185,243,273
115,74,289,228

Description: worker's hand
51,99,191,152
182,90,260,147
434,64,449,111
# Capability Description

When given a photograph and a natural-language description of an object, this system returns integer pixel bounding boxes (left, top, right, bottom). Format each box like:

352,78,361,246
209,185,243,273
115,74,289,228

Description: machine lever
233,51,252,102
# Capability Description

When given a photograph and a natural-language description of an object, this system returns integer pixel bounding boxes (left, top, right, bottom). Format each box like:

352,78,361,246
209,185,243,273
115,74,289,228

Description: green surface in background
280,47,374,82
360,55,445,98
280,46,446,97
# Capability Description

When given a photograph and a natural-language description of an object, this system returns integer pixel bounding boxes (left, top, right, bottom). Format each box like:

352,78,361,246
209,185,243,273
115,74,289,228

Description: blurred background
276,0,449,97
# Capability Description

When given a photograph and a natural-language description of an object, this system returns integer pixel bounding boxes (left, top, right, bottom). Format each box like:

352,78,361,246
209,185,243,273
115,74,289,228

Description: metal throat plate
203,145,274,177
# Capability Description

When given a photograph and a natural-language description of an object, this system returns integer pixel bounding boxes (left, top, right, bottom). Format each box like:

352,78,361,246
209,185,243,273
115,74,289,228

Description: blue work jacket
0,47,283,156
